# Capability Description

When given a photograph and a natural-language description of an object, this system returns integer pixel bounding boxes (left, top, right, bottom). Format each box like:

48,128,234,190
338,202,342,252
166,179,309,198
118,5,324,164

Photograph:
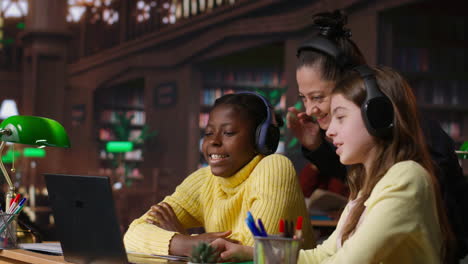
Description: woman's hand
287,107,322,150
211,238,254,262
147,202,187,234
170,231,233,256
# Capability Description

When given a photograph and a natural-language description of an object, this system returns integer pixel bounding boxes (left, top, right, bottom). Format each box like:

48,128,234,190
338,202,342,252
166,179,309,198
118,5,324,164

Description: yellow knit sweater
124,154,315,255
298,161,443,264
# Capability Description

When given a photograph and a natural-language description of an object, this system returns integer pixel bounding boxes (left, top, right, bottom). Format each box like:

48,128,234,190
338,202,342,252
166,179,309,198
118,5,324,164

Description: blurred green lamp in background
106,141,133,153
0,115,70,210
457,141,468,160
106,141,133,187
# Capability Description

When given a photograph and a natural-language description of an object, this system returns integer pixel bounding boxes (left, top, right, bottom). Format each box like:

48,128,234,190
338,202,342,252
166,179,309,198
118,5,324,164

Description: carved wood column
20,0,71,185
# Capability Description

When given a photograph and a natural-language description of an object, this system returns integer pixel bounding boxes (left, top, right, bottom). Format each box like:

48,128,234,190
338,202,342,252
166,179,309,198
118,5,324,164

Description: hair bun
312,10,351,39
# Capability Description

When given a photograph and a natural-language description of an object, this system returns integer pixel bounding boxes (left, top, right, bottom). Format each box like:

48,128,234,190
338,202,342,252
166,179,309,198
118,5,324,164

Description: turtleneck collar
216,155,263,193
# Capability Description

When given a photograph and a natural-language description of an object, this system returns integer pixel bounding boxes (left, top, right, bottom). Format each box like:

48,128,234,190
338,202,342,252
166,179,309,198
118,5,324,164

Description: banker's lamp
0,115,70,210
106,141,133,186
106,141,133,153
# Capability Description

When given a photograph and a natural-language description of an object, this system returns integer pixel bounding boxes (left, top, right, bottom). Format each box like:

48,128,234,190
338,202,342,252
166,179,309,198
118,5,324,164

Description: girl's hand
287,107,322,150
170,231,233,256
211,238,254,262
147,202,187,234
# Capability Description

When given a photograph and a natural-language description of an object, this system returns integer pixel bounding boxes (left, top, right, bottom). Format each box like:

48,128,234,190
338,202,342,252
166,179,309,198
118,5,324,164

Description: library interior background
0,0,466,253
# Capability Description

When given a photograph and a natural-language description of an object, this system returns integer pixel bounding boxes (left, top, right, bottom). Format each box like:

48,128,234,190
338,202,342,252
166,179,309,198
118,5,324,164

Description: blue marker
257,218,267,237
245,218,262,237
247,211,255,224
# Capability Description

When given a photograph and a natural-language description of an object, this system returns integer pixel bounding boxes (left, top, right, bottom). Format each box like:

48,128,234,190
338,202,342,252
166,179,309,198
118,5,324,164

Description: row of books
99,128,143,141
200,88,287,109
100,110,146,125
394,15,466,41
203,69,287,87
98,167,142,179
99,149,143,161
411,79,468,106
103,92,144,108
394,47,467,73
199,112,209,128
200,88,225,106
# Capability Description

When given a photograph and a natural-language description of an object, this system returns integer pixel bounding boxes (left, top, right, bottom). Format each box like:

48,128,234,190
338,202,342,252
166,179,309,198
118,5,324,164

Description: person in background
123,92,315,257
288,10,467,259
287,10,364,204
212,66,456,263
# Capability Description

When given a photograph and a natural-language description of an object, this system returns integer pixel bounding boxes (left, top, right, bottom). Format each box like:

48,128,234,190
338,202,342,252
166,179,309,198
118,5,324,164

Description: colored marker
7,194,21,213
257,218,267,237
279,219,285,237
245,218,262,237
295,216,303,239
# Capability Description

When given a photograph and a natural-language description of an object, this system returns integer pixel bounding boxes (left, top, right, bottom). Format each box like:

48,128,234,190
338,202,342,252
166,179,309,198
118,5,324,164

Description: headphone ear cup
255,123,268,155
362,97,394,138
265,125,280,154
255,124,280,155
354,65,394,139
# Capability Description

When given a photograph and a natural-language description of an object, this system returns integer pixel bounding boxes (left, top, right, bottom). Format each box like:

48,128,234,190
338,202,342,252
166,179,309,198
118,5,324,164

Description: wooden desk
0,249,186,264
0,249,70,264
311,219,338,227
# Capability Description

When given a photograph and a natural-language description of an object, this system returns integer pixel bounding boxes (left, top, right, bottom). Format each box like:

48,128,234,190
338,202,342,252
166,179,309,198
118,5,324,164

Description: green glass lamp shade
0,115,70,148
23,147,46,158
106,141,133,153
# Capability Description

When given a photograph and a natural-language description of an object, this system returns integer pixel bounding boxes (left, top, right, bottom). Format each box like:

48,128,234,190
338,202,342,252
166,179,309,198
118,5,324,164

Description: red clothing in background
299,163,349,198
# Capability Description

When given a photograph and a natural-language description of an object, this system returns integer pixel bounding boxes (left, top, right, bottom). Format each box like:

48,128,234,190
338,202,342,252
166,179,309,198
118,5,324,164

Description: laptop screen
44,174,128,264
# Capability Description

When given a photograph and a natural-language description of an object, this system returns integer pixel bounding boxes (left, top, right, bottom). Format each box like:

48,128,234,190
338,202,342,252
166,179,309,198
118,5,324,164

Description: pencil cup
254,236,300,264
0,213,17,249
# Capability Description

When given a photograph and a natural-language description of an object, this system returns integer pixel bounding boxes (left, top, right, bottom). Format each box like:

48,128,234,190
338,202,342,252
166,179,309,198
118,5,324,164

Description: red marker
9,194,20,206
295,216,303,239
279,219,285,237
8,194,21,213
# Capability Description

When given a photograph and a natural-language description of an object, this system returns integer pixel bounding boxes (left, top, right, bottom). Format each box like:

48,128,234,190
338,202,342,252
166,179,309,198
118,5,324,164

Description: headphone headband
296,36,351,68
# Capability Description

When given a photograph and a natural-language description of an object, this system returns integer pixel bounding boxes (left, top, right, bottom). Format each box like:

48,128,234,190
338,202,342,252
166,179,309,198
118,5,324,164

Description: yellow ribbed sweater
124,154,315,255
298,161,443,264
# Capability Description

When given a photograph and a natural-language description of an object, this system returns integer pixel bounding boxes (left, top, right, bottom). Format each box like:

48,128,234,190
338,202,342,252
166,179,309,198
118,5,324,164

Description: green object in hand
190,242,221,263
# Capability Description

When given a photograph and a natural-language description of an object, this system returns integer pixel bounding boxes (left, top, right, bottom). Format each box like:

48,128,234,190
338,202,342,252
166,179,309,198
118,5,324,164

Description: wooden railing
67,0,240,62
0,0,242,66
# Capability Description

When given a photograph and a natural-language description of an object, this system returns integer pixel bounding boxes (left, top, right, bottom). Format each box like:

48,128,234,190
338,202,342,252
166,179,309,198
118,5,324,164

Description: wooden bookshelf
378,0,468,173
94,78,147,182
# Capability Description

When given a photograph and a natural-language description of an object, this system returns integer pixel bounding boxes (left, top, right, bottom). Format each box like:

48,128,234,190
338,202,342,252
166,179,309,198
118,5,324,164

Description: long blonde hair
333,66,455,263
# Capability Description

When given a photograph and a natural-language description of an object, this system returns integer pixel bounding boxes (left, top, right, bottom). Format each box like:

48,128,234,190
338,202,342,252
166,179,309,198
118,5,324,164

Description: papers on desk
19,242,63,255
127,251,189,262
19,243,189,262
306,189,348,214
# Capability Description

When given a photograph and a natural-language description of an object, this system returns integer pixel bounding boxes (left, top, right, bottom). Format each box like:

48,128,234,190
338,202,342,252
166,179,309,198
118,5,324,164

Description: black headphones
353,65,394,139
296,23,354,68
297,34,351,68
237,92,280,155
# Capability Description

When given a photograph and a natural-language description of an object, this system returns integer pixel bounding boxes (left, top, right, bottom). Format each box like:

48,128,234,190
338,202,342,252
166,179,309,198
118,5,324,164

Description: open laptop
44,174,128,264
